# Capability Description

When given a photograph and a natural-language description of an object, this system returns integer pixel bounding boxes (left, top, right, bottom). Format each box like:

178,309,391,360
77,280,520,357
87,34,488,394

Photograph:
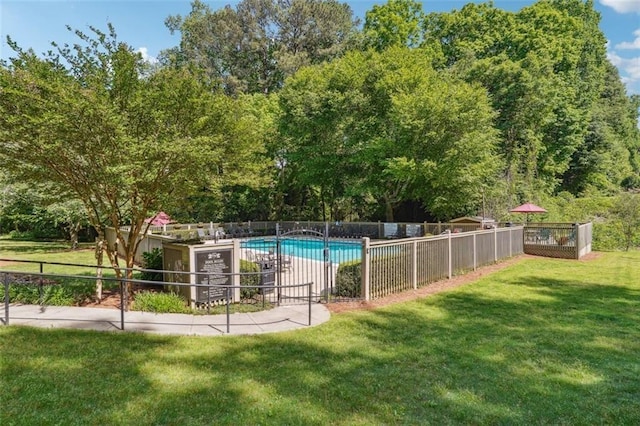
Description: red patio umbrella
144,211,173,226
510,203,547,214
510,203,547,222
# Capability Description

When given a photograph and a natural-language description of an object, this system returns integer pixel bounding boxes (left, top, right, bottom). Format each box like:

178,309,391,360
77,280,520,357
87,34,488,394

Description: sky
1,0,639,94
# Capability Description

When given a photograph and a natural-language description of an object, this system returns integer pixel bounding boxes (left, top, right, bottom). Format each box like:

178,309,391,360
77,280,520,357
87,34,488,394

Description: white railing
360,227,525,300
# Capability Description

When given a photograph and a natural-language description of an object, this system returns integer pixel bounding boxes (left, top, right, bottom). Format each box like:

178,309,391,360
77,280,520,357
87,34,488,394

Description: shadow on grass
1,271,639,424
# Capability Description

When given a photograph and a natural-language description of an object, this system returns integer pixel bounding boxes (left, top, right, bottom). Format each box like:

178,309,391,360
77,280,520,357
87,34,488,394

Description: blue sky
1,0,639,94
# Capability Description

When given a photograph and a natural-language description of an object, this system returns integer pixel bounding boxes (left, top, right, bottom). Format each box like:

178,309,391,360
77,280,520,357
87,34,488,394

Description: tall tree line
2,0,639,237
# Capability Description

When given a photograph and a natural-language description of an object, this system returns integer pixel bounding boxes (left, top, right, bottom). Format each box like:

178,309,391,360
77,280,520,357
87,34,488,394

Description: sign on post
195,249,232,303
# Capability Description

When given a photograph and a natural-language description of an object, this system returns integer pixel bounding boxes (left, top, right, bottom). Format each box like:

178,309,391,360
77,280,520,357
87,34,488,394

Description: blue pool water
242,238,362,263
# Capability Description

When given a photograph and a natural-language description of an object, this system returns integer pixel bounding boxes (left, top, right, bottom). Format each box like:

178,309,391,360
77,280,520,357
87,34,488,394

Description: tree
46,199,90,249
612,192,640,251
423,0,610,202
278,47,501,220
0,25,266,301
0,182,56,238
363,0,424,51
164,0,358,95
563,62,640,194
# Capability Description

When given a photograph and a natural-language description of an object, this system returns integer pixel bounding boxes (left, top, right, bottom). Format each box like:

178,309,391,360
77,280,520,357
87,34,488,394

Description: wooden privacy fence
359,226,524,301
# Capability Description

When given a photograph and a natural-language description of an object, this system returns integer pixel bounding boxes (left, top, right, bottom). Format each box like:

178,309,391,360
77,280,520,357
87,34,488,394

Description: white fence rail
361,226,524,300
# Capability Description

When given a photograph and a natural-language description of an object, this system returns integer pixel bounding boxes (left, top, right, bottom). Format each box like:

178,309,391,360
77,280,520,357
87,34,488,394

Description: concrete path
1,303,331,336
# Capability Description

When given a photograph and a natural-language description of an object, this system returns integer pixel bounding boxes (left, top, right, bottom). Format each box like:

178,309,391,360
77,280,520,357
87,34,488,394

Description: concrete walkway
1,303,331,336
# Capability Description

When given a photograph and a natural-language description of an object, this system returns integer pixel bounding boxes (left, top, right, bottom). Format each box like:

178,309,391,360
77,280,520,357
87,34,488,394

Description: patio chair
280,253,293,272
245,250,257,262
213,227,226,240
537,228,551,244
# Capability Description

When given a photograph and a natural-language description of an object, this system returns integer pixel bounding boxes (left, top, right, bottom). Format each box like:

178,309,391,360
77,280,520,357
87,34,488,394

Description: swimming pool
241,237,362,263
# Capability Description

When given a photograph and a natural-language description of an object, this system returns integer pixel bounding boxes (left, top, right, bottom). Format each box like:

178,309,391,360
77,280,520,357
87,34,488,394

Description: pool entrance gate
240,223,362,304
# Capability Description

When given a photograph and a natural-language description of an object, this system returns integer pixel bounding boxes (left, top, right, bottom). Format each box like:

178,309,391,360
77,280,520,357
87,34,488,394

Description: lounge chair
280,253,293,272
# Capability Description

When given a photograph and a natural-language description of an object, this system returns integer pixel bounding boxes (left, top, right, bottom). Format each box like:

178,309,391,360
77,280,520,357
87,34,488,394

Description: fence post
232,239,241,302
119,279,125,331
3,272,9,326
412,240,418,290
573,223,580,259
324,221,330,302
276,223,281,305
447,230,452,279
494,226,498,263
473,233,477,271
509,228,512,258
361,237,371,301
308,282,312,326
226,287,230,334
38,262,44,308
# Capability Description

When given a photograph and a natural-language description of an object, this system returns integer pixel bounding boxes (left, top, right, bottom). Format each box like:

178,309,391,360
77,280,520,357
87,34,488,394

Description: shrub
0,277,95,306
3,283,74,305
593,222,625,251
132,291,190,313
335,260,362,298
141,248,163,282
240,259,260,299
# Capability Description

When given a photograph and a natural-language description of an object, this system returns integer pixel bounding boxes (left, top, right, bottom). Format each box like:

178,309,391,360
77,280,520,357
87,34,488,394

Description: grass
0,238,119,303
1,250,639,424
0,239,274,313
0,237,104,275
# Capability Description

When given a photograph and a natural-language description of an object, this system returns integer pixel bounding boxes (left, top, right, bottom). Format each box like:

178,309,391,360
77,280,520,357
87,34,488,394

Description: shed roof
450,216,496,224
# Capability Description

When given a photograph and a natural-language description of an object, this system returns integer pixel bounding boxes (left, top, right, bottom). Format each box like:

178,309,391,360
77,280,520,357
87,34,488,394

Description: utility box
162,240,241,307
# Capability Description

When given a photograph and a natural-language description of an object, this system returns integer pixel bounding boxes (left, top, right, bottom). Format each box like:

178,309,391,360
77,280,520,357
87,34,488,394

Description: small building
450,216,496,230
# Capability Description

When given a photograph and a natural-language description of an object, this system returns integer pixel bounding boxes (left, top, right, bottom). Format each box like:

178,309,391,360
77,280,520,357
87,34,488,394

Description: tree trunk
70,223,80,250
385,199,395,222
94,238,104,302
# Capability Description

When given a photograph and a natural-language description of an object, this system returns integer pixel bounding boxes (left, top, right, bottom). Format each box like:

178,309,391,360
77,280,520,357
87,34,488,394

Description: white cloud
607,51,640,96
616,29,640,50
600,0,640,14
136,47,158,65
607,51,640,78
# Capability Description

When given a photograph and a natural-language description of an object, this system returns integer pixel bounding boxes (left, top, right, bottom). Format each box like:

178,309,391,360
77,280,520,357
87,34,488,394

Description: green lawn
1,251,639,424
0,238,101,275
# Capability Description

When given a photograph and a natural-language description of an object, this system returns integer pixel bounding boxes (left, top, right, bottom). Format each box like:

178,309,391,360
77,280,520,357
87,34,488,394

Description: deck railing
523,222,592,259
